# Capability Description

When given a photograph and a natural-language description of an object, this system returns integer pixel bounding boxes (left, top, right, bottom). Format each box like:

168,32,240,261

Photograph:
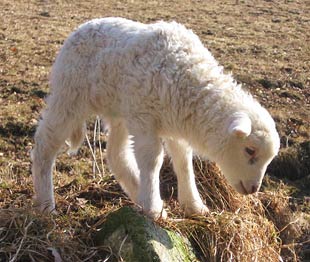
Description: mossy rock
95,206,198,262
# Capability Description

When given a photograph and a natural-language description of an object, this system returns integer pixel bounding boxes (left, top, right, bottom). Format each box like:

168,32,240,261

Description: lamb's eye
245,147,256,156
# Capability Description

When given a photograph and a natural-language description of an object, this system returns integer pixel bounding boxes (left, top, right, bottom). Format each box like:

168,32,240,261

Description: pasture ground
0,0,309,261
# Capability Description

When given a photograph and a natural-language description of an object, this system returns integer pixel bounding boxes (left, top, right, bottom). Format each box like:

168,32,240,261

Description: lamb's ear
228,113,252,138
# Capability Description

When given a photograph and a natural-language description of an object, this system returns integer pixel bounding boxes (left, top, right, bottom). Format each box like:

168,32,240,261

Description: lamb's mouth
238,181,259,195
239,181,250,195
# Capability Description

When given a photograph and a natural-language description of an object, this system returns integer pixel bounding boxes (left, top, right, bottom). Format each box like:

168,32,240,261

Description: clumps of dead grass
259,180,309,261
159,158,305,262
0,155,306,262
0,206,114,262
175,211,281,261
0,207,58,261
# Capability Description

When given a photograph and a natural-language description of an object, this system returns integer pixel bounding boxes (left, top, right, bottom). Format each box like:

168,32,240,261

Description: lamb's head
216,109,280,195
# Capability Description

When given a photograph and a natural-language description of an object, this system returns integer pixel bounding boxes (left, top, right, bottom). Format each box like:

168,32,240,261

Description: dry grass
1,151,308,261
162,160,307,262
1,0,309,261
0,208,112,262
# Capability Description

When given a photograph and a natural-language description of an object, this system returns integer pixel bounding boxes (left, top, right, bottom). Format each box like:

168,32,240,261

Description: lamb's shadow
266,140,310,198
0,121,35,140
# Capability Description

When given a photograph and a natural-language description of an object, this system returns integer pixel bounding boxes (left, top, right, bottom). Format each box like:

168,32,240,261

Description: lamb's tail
67,122,86,154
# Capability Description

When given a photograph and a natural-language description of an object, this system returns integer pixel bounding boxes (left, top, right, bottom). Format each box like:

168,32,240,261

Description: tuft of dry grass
158,157,307,262
175,212,281,262
0,207,113,262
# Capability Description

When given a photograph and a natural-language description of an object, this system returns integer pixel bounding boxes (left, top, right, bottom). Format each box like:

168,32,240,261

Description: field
0,0,309,261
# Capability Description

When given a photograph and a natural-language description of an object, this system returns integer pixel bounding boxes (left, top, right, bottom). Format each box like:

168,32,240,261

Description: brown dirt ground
0,0,309,261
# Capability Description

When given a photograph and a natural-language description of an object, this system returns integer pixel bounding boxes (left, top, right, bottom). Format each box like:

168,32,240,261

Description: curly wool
32,18,280,218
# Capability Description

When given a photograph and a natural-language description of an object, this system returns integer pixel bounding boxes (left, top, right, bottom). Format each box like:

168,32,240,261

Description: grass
0,154,308,261
0,0,309,261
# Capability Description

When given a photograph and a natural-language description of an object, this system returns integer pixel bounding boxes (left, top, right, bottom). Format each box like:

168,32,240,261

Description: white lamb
31,17,280,219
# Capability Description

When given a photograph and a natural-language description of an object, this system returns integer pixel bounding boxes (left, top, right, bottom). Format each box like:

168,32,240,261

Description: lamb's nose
251,185,259,193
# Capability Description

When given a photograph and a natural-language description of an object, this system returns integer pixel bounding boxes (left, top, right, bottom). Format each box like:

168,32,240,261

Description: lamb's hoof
182,202,210,217
145,208,168,220
33,199,56,215
134,205,168,220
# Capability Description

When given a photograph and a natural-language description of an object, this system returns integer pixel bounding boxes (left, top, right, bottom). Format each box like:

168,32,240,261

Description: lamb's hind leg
106,119,140,202
31,103,83,213
130,131,165,219
165,138,209,216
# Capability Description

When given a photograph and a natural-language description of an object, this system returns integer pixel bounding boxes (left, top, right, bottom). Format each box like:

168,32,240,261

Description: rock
95,207,198,262
257,78,279,89
39,11,50,17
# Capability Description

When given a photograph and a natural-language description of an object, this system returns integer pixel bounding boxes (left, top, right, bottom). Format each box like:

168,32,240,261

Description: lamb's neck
173,83,231,160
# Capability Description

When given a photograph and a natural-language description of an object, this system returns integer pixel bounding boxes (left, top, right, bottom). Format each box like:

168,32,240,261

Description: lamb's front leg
132,133,165,219
165,138,209,216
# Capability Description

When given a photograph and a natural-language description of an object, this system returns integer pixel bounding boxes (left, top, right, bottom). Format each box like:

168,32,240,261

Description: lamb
31,17,280,219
